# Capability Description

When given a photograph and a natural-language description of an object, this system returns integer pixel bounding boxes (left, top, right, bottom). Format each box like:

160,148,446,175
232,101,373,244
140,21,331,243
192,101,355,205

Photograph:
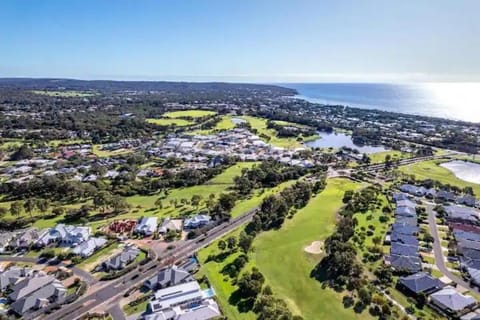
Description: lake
283,83,480,123
440,160,480,184
305,131,388,154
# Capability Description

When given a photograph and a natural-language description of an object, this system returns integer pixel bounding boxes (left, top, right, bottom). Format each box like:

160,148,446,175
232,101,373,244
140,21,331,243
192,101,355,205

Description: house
8,275,66,316
426,188,437,199
390,254,422,273
430,286,476,317
397,272,444,296
11,228,41,251
392,223,419,236
36,224,91,247
458,196,477,207
445,206,480,224
399,184,426,197
183,215,211,229
396,199,416,208
159,219,183,234
0,233,14,253
457,240,480,253
102,246,139,271
0,267,34,291
395,216,417,226
391,243,418,257
135,217,158,236
148,281,206,314
437,190,457,202
144,265,194,290
454,230,480,243
393,193,410,201
390,232,419,246
395,206,417,217
144,299,221,320
71,237,107,258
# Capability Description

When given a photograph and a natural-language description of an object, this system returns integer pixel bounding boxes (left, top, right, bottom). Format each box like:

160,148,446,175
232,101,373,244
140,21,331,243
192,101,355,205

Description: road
45,208,257,320
107,303,126,320
0,256,97,285
426,203,478,292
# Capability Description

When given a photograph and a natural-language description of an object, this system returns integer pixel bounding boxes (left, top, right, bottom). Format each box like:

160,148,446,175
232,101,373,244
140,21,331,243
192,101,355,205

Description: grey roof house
101,246,140,271
430,286,476,317
390,254,422,273
144,265,194,290
71,237,107,257
397,272,444,296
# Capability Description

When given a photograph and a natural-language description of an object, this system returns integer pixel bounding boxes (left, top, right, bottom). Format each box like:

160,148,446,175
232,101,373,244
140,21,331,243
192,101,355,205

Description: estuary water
305,131,387,154
283,83,480,123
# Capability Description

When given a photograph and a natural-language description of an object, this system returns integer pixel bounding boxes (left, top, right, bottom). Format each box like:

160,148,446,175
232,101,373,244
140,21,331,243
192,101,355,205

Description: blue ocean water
282,83,480,123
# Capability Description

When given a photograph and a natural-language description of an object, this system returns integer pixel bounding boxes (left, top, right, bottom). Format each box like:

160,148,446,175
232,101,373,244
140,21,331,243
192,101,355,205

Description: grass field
145,118,193,127
239,116,315,149
191,115,236,135
369,150,412,164
92,144,134,157
253,178,369,320
399,160,480,195
163,110,216,118
198,178,370,320
31,90,97,97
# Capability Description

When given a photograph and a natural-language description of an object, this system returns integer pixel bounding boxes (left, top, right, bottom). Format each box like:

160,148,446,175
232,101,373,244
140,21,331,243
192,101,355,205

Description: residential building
36,224,91,247
183,215,211,229
397,272,444,297
430,286,476,317
101,246,139,271
159,219,183,234
71,237,107,257
144,265,194,290
390,254,422,273
135,217,158,236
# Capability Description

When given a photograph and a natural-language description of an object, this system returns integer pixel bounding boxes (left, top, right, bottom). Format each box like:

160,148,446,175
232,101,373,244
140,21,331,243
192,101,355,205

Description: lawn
92,144,134,157
163,110,217,118
145,118,193,127
123,295,150,316
239,116,314,149
253,178,370,320
76,242,120,271
191,115,236,135
31,90,97,97
369,150,412,164
399,160,480,195
199,178,371,320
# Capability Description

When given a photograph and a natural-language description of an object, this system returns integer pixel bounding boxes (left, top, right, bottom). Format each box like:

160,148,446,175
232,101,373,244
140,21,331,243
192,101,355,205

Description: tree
372,236,382,247
238,231,253,253
226,236,237,250
154,198,163,210
191,195,202,208
217,240,226,251
10,201,23,217
24,198,36,217
93,191,111,212
52,206,66,217
10,144,34,161
110,195,129,213
358,286,372,305
37,199,50,214
237,267,265,298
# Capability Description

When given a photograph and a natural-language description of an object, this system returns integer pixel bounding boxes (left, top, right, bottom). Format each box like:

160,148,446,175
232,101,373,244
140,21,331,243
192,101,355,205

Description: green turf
239,116,315,149
145,118,193,126
399,160,480,195
253,178,370,319
191,115,236,135
368,150,412,164
163,110,216,118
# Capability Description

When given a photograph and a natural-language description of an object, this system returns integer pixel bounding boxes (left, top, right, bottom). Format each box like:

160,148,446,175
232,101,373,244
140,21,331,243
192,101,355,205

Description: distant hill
0,78,296,96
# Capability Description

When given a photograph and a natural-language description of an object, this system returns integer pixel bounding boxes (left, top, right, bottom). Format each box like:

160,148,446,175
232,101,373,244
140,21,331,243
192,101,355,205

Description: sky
1,0,480,82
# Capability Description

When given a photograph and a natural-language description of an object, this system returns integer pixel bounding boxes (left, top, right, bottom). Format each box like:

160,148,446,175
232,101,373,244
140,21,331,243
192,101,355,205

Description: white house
135,217,158,236
71,237,107,257
36,224,91,247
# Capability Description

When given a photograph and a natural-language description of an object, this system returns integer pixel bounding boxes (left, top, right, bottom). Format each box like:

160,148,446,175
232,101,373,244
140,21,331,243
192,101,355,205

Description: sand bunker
304,241,323,254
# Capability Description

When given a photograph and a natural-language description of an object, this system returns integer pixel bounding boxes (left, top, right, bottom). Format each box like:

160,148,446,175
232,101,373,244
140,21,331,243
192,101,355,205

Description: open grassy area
163,110,216,118
253,178,370,320
145,118,193,127
123,295,150,316
31,90,97,97
369,150,412,164
92,144,134,157
239,116,315,149
198,178,371,320
76,242,120,271
399,159,480,195
191,115,236,135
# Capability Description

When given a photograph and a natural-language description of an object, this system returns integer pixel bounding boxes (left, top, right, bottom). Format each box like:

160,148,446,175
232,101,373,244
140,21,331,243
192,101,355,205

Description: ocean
282,83,480,123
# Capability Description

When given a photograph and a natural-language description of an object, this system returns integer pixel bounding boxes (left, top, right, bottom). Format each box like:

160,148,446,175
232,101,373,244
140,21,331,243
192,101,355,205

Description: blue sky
1,0,479,82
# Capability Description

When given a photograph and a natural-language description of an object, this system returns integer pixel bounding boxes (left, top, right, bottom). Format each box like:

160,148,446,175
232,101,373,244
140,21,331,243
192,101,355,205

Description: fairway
239,116,315,149
145,118,193,126
369,150,412,164
399,160,480,195
253,178,371,320
191,115,236,135
163,109,216,118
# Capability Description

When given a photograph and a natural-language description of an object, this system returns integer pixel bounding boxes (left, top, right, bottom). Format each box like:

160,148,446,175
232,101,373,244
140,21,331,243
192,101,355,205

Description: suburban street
426,203,479,293
45,207,257,320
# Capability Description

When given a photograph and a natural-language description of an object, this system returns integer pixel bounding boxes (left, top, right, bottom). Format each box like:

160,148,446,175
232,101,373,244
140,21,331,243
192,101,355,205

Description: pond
440,160,480,184
305,131,388,154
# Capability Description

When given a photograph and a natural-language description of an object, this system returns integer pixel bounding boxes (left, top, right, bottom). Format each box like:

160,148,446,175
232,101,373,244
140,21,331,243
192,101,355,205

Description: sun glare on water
422,82,480,122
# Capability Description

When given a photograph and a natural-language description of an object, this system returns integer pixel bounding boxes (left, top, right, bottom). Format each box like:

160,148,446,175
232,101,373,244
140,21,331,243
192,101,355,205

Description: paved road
0,256,97,285
426,203,479,292
46,208,257,320
107,303,126,320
